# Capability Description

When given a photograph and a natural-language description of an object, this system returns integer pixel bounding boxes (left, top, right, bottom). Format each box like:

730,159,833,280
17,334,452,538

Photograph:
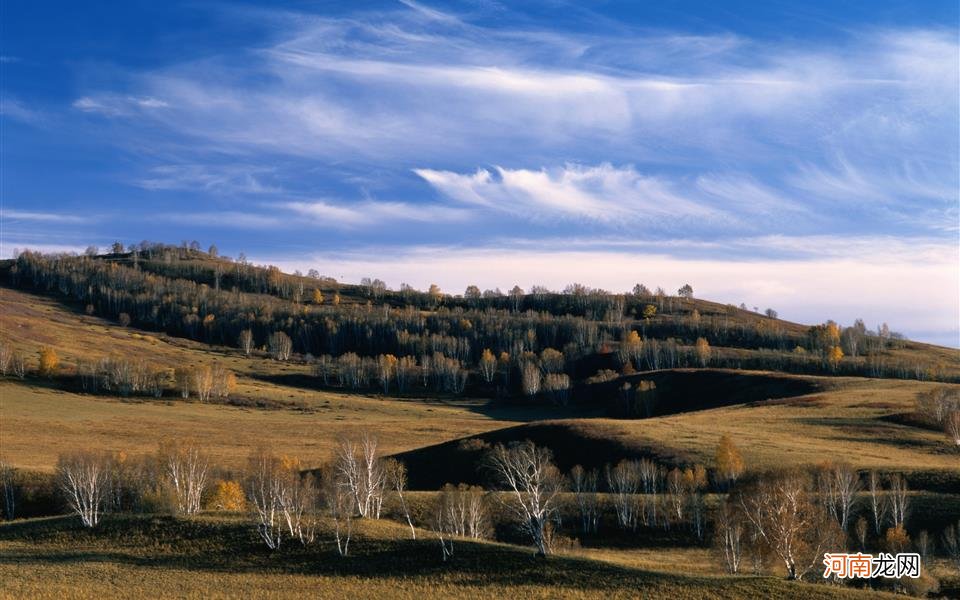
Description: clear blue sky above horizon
2,1,958,346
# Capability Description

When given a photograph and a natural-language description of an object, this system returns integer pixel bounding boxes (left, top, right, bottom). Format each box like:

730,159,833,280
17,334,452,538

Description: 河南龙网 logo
822,552,920,579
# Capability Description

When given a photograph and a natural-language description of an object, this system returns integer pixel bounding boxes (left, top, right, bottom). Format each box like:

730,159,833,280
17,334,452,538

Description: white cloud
1,209,91,224
155,199,472,230
72,13,958,172
1,96,43,124
415,164,727,226
157,211,287,229
73,95,169,116
137,164,282,195
397,0,462,25
283,199,472,227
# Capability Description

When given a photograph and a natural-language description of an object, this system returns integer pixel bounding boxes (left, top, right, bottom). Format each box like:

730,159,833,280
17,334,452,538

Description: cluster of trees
173,365,236,402
0,337,238,402
0,342,29,379
3,431,958,596
0,243,948,412
51,442,222,527
312,352,468,395
714,464,937,594
569,458,710,538
78,356,168,397
916,387,960,446
10,249,947,396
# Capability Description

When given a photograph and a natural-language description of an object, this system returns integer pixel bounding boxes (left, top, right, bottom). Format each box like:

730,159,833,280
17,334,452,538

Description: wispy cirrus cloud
1,209,93,224
282,199,471,227
15,1,954,343
68,8,957,239
73,95,170,116
155,198,473,231
136,164,283,195
1,96,44,124
74,11,958,165
414,164,727,226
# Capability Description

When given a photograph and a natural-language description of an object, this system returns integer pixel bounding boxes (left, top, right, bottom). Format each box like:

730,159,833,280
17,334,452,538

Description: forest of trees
4,246,952,403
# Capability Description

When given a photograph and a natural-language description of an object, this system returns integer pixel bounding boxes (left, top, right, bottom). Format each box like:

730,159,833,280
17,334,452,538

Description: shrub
38,347,59,377
206,480,245,512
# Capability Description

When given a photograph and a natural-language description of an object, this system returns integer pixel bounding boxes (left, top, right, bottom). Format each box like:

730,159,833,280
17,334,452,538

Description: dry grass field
0,286,572,471
0,514,901,600
2,283,958,481
2,282,958,598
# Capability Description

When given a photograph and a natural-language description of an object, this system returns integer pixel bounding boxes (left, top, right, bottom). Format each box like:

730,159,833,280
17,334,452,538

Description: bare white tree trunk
165,442,209,515
867,470,886,534
486,441,564,556
0,461,15,520
58,451,110,527
716,500,744,574
385,459,416,539
888,474,908,529
246,450,284,549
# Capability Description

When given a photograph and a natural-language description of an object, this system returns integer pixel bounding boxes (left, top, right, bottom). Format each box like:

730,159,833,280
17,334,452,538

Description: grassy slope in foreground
0,514,896,600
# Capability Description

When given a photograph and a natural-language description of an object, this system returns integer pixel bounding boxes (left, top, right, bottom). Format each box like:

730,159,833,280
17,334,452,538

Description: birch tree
867,470,886,535
816,462,860,531
716,499,745,574
335,433,386,519
888,474,909,529
715,435,745,489
946,410,960,446
246,449,284,549
479,349,497,384
58,451,110,527
606,460,640,530
268,331,292,361
0,461,15,520
384,458,416,539
320,464,353,556
486,441,564,556
570,465,599,533
737,470,843,580
277,456,316,545
238,329,254,356
162,441,209,515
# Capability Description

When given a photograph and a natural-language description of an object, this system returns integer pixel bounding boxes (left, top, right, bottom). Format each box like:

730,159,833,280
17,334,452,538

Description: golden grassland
2,284,958,480
0,380,523,472
552,375,960,473
0,514,902,600
2,286,960,597
0,286,574,471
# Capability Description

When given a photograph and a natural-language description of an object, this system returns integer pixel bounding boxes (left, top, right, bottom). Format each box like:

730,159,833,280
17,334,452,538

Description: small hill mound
397,369,826,489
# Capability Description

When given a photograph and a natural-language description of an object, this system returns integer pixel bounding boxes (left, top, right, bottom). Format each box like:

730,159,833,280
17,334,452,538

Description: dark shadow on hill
256,369,824,424
391,420,689,490
0,515,723,592
795,416,957,457
392,370,825,490
580,369,823,418
0,514,910,598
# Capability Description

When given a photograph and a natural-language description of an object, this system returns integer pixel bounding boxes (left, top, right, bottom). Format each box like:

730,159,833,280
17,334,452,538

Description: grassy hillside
2,250,958,598
4,282,957,482
0,286,566,472
396,376,960,490
0,513,900,600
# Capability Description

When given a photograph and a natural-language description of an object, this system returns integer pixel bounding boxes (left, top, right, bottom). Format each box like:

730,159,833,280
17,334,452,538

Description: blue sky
2,1,958,346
